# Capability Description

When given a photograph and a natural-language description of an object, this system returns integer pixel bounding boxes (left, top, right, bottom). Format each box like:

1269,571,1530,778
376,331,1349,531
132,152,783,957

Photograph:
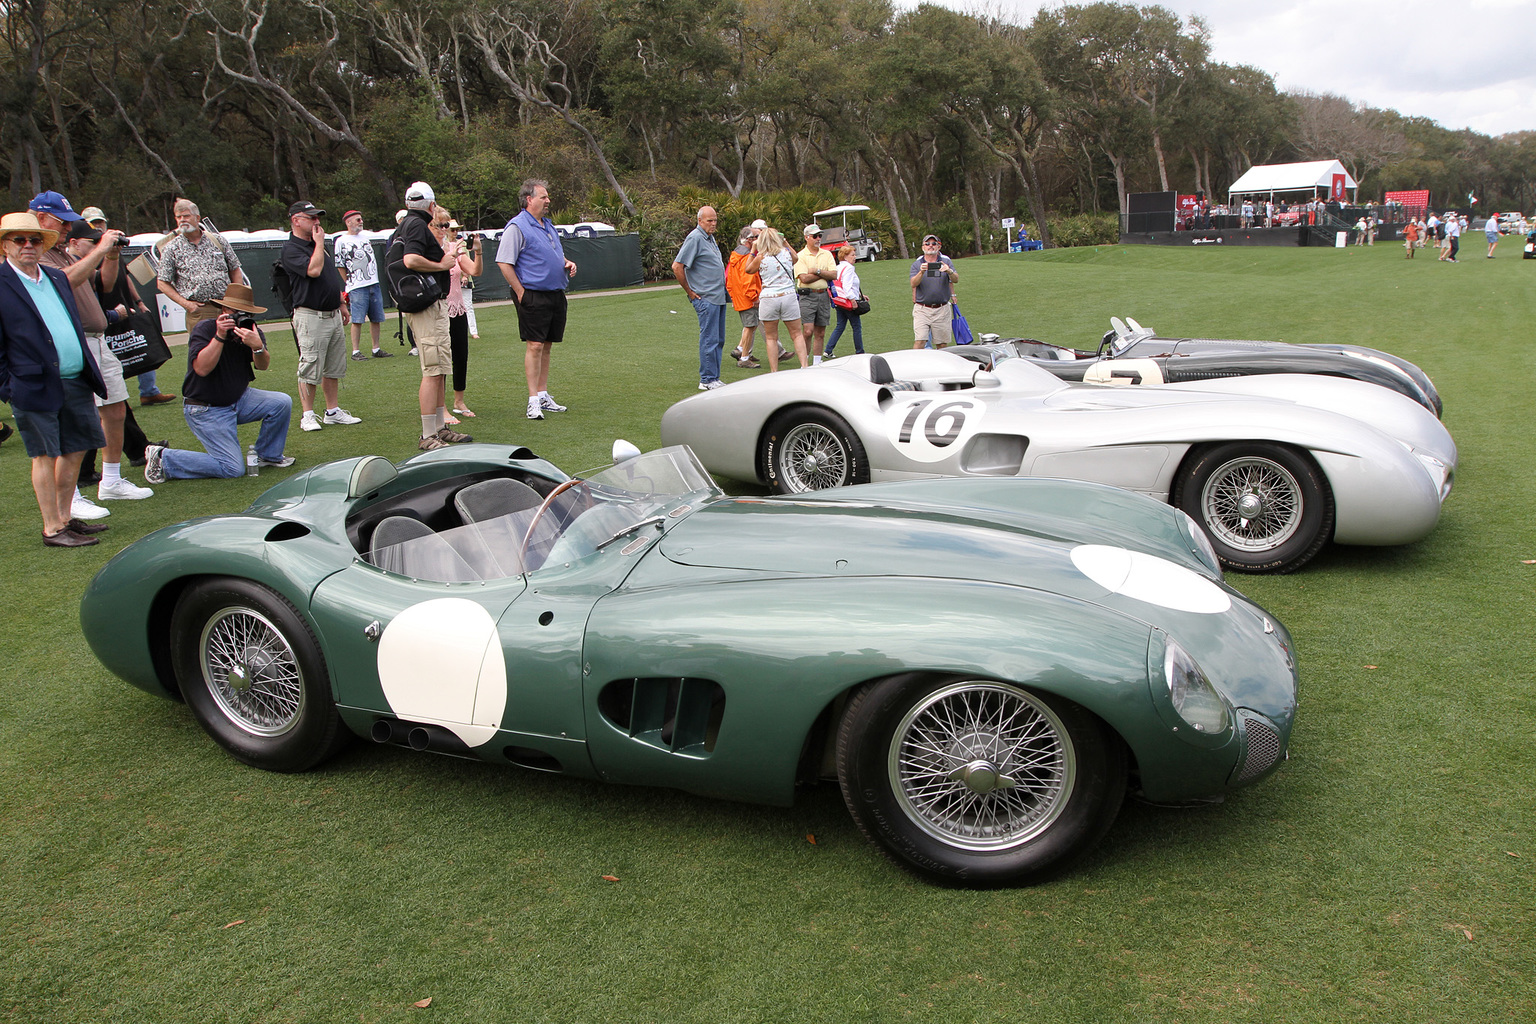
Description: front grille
1234,715,1282,783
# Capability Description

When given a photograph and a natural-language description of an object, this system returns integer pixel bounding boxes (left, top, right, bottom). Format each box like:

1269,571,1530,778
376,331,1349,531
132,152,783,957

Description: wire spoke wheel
199,606,305,737
171,578,347,772
1199,456,1302,551
889,682,1075,851
781,422,850,491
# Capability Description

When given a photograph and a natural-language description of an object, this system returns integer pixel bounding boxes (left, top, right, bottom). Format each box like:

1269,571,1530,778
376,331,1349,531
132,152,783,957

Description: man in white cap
393,180,472,450
81,205,174,407
794,223,836,365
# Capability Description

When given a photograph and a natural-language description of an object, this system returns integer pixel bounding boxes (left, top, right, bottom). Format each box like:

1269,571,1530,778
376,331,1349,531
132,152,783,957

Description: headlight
1164,638,1231,735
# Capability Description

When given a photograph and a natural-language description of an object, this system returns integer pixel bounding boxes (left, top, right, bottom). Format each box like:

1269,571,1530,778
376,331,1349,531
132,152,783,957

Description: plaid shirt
157,232,242,302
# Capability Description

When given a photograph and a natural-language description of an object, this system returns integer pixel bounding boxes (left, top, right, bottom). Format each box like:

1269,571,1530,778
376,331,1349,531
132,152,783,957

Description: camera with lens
113,235,129,247
233,312,256,331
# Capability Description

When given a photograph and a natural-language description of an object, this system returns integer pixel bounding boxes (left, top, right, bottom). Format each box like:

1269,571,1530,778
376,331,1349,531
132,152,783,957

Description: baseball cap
67,220,103,242
749,219,768,230
803,223,822,237
405,181,436,205
80,206,107,226
288,201,325,218
29,191,82,222
922,234,941,244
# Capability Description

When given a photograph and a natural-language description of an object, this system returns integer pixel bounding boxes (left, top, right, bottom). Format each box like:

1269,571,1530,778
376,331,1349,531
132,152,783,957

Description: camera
233,312,256,331
113,235,129,247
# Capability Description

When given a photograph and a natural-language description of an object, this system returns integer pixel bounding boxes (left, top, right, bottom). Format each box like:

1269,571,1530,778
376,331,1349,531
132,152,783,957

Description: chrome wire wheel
1199,455,1303,552
780,421,850,491
888,682,1076,851
198,606,305,737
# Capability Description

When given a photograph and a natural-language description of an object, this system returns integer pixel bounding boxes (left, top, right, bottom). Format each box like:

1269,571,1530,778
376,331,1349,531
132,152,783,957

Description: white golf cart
813,205,883,261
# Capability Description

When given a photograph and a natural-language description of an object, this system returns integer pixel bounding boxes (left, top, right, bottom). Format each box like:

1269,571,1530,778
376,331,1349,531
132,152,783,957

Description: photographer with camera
142,284,295,483
909,233,959,349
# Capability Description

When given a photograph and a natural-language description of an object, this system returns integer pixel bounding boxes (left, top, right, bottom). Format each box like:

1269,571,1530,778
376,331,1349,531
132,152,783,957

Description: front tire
170,578,347,772
837,676,1126,886
761,407,870,493
1174,442,1333,573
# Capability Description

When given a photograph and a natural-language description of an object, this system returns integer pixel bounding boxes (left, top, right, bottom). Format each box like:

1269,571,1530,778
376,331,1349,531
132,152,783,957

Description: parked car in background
662,348,1456,573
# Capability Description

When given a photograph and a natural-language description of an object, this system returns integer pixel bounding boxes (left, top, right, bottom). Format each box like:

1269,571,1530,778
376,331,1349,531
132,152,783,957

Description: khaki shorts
913,302,954,346
292,307,348,385
85,333,128,406
406,301,452,376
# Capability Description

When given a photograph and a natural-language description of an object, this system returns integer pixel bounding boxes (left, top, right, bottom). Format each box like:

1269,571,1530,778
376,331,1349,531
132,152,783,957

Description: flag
1467,191,1478,205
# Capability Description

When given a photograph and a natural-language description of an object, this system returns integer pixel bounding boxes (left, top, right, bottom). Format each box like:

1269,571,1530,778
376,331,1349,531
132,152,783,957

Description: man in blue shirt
671,206,729,390
0,211,108,546
496,179,578,420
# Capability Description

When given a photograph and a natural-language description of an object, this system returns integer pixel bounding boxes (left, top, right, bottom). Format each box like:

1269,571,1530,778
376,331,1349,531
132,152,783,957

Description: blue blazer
0,259,105,412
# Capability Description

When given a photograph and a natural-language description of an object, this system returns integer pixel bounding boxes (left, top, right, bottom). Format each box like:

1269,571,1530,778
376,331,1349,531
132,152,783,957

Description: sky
929,0,1536,137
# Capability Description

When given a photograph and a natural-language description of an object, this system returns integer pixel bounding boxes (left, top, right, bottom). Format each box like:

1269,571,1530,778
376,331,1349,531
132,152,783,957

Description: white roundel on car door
884,396,985,464
376,598,508,746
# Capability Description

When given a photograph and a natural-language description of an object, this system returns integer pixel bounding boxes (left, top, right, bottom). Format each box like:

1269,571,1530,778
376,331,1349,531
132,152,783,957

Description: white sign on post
1001,218,1016,228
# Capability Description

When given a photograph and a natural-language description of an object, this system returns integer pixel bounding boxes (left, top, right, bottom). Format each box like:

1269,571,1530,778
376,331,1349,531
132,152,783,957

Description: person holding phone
910,234,958,349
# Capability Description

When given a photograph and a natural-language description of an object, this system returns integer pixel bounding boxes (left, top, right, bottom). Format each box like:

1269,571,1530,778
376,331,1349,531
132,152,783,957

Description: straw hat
215,282,267,314
0,211,59,250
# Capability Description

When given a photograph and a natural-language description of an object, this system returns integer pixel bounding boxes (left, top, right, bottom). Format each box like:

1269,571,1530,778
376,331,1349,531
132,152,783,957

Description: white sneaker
72,492,111,519
539,393,567,412
527,396,544,420
323,408,361,425
98,477,154,500
301,411,322,431
698,379,726,390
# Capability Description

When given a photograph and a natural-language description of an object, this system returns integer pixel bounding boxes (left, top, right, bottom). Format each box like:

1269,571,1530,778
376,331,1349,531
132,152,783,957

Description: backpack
385,234,443,314
270,258,295,315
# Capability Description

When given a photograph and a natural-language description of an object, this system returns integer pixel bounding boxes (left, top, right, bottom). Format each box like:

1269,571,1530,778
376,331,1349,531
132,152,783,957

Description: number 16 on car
887,398,983,462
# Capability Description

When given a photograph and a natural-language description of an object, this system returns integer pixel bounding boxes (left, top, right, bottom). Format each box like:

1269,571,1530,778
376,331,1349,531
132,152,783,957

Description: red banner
1177,194,1201,214
1331,174,1347,201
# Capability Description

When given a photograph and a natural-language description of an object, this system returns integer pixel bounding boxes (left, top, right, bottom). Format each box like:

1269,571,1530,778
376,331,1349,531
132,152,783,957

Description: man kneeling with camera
143,283,295,483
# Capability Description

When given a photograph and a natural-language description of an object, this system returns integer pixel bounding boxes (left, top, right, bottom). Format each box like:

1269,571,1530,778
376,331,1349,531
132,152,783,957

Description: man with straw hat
0,210,109,546
142,283,295,483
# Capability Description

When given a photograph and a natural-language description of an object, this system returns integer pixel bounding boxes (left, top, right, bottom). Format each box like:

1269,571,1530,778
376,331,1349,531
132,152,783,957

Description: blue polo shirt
674,226,727,304
17,264,84,378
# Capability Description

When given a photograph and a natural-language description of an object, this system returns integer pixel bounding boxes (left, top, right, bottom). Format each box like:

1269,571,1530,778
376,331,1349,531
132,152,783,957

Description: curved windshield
368,446,722,582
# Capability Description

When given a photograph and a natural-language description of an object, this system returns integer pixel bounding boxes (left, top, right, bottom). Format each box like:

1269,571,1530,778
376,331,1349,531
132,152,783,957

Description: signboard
1001,217,1016,228
1331,174,1347,201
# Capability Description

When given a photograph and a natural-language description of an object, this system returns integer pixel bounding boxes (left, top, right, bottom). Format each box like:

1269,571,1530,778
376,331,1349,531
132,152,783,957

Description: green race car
81,443,1297,886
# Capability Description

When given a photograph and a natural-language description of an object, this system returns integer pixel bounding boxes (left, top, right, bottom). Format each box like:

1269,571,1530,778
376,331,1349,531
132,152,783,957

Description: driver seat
368,516,481,582
455,477,543,524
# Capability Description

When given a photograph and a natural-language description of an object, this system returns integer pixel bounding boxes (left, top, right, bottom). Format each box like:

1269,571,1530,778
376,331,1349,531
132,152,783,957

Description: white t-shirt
333,232,379,289
757,250,796,294
834,262,861,301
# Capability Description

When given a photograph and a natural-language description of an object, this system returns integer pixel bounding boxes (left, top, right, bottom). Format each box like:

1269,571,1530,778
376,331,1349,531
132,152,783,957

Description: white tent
1228,160,1356,204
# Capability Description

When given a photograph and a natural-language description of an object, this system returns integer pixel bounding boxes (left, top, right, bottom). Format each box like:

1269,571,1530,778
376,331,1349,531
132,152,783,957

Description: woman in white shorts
746,228,805,371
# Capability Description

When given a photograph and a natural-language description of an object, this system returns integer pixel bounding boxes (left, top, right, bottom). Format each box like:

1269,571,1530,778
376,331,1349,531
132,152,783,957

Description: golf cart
813,205,883,261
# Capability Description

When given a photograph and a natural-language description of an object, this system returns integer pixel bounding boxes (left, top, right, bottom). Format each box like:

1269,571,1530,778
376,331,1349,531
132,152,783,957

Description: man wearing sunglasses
0,211,109,546
794,224,837,365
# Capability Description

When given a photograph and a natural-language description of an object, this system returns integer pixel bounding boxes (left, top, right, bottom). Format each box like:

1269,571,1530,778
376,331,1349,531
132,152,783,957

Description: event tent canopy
1228,160,1356,202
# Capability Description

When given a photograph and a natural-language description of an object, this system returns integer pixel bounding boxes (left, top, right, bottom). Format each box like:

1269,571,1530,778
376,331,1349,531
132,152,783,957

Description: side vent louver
597,678,725,756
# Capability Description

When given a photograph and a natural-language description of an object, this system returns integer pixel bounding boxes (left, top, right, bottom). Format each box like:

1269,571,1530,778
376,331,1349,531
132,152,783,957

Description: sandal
444,413,460,426
453,407,476,418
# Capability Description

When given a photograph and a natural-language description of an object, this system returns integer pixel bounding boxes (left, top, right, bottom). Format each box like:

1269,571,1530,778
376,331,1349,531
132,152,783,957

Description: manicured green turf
3,238,1533,1022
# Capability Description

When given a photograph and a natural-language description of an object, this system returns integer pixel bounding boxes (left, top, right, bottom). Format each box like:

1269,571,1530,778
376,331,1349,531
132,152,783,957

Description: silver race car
952,317,1442,417
661,349,1456,573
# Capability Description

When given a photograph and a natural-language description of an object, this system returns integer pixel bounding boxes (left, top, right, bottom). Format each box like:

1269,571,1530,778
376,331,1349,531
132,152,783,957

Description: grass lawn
2,237,1532,1022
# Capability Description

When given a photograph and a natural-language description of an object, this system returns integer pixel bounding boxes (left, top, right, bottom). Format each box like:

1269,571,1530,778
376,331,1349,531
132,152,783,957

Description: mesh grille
1236,717,1281,783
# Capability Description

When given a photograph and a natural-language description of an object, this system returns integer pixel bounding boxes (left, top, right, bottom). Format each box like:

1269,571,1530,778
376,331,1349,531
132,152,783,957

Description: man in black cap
281,201,360,432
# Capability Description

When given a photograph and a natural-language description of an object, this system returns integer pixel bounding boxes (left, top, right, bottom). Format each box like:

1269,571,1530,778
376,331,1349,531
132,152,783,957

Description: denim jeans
691,298,726,384
137,369,162,398
826,308,863,355
161,387,293,479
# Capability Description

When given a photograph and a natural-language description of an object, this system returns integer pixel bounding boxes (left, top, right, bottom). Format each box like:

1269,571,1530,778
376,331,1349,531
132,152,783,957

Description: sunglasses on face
8,235,44,246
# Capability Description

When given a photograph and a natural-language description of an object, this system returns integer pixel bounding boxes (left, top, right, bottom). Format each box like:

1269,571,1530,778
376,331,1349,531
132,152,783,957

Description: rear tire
170,578,348,772
761,407,870,494
1174,442,1333,573
836,676,1126,886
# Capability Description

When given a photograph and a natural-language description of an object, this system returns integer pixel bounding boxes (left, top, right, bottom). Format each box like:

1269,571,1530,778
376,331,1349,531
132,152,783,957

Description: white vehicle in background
813,205,882,261
554,221,617,238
